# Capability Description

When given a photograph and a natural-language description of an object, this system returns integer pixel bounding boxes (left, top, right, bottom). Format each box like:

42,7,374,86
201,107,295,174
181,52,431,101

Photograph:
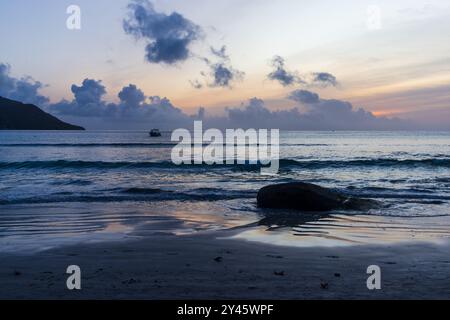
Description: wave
0,160,272,170
2,158,450,170
286,158,450,169
0,143,181,148
122,187,164,194
0,143,329,148
50,179,93,186
0,160,183,170
0,187,256,206
279,158,450,169
354,193,450,201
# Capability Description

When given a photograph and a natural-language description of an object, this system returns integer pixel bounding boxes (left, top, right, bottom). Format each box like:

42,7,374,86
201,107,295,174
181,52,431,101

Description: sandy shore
1,230,450,300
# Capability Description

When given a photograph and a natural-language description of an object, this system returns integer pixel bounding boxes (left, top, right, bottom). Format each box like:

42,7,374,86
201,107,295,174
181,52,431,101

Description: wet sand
1,230,450,300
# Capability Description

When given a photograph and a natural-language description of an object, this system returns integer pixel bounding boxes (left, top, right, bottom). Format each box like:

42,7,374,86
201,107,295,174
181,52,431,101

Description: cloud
210,45,229,60
196,107,206,120
285,89,407,130
267,55,339,88
45,81,408,130
0,64,14,94
208,62,244,88
1,61,409,130
193,46,244,89
288,89,320,104
206,90,408,130
267,56,302,86
118,84,146,107
0,63,49,106
224,97,295,128
311,72,338,87
49,79,192,130
123,2,243,88
123,0,202,64
49,79,107,117
71,79,107,106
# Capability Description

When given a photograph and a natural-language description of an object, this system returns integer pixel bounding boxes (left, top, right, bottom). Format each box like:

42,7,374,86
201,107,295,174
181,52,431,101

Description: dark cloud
267,56,302,86
311,72,338,87
193,46,244,89
49,79,107,117
48,82,408,130
49,80,192,130
1,61,409,130
267,56,339,88
118,84,146,107
210,46,229,60
206,90,408,130
209,63,244,88
0,64,15,94
123,1,243,88
71,79,106,106
224,98,284,128
123,0,202,64
0,63,49,106
288,90,320,104
196,107,206,120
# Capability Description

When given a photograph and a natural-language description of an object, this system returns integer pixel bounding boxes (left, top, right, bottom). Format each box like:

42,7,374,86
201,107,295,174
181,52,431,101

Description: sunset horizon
1,0,450,308
2,0,450,130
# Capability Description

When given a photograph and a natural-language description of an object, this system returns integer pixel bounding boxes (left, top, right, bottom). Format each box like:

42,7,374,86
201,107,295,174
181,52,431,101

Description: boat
149,129,162,137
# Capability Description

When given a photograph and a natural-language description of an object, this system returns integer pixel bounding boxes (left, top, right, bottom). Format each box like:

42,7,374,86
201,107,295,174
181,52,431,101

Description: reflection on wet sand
2,198,450,253
257,208,331,230
234,211,450,247
0,200,256,253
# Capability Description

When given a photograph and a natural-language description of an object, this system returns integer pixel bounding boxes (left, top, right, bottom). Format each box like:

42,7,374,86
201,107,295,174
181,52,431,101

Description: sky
1,0,450,130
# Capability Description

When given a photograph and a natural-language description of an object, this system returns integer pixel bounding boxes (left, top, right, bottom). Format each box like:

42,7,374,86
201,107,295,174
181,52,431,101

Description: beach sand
1,230,449,300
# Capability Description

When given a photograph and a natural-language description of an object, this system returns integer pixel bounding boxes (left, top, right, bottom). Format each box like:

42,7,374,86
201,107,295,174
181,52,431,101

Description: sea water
1,131,450,251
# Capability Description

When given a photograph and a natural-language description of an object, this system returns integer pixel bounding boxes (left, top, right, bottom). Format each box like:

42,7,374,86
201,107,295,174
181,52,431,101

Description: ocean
1,130,450,252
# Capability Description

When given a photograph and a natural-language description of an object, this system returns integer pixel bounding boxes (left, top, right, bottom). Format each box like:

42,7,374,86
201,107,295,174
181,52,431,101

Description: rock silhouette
257,182,378,212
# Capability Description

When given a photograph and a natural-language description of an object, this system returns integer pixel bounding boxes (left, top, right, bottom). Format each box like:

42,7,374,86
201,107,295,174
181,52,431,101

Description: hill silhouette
0,97,84,130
